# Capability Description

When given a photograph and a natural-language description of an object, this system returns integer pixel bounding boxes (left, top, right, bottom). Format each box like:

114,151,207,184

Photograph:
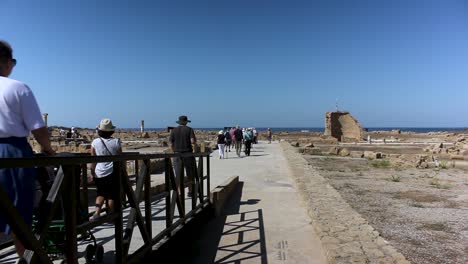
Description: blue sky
1,0,467,128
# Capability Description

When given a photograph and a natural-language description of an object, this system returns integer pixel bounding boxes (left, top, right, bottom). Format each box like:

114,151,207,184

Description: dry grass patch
419,223,451,232
394,191,445,203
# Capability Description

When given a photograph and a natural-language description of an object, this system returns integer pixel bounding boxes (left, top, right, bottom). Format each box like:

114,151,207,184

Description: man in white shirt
0,40,54,258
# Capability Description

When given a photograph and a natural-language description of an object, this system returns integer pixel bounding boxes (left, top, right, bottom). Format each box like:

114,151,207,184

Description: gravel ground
305,155,468,264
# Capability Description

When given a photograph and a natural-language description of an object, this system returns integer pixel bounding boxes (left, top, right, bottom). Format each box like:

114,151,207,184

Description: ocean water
122,127,468,133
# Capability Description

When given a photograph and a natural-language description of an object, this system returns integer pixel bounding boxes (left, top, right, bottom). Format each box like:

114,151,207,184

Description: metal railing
0,151,211,264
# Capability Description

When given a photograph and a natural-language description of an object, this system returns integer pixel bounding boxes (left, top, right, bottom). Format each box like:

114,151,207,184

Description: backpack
244,131,252,141
225,131,231,140
234,129,243,141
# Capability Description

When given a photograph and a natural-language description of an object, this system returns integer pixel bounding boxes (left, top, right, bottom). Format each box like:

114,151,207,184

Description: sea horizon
115,127,468,133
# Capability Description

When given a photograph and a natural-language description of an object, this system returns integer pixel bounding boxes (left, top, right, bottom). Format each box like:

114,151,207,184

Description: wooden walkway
0,152,211,264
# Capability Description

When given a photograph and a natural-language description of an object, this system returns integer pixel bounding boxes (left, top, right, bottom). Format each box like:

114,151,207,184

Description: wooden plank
121,168,151,245
168,159,184,218
123,160,148,249
164,158,172,233
114,162,124,264
207,155,211,203
179,158,185,218
63,165,78,264
198,156,204,203
144,160,152,239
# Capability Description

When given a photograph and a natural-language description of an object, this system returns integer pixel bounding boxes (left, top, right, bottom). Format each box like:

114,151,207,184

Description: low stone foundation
281,142,410,264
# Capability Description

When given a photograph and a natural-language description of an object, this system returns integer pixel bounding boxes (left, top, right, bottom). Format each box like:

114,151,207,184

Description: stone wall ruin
324,111,364,142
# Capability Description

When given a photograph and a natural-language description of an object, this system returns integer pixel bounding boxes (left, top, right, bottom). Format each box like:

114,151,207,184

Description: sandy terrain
304,155,468,264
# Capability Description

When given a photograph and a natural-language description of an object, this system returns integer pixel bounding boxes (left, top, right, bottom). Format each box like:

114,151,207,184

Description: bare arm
90,146,96,177
31,126,55,155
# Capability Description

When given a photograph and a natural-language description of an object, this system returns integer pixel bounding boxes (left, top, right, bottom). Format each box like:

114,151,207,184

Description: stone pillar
42,113,48,126
140,120,145,133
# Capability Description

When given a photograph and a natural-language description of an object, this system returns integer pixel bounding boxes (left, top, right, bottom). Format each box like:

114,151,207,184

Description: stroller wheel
95,245,104,262
85,244,96,263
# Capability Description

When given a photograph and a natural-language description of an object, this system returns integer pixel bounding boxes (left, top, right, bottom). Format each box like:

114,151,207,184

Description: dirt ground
304,155,468,264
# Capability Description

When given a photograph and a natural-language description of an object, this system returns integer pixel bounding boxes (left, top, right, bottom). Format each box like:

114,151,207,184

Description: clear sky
1,0,467,128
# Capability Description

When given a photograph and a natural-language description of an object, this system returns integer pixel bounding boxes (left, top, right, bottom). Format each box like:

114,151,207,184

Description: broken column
42,113,48,126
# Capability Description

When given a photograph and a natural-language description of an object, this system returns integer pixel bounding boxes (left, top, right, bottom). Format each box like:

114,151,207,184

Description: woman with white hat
90,118,123,220
217,130,226,159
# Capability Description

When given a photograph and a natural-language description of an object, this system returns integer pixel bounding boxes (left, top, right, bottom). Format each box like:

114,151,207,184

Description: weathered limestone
281,142,410,264
324,111,364,142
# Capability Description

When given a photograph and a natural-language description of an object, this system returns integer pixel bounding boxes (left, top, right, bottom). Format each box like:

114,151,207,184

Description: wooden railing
0,151,211,264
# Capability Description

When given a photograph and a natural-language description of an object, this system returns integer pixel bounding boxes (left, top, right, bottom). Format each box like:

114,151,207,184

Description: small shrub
390,175,401,182
440,160,448,169
420,223,451,232
430,178,440,186
411,203,425,208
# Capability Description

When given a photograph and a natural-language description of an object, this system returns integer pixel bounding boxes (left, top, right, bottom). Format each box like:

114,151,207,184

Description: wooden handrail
0,151,212,263
0,151,211,168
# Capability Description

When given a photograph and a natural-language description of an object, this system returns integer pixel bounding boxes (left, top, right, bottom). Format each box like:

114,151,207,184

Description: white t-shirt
91,137,121,178
0,77,45,137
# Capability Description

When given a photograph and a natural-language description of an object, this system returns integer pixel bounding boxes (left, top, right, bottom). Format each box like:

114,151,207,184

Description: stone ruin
324,111,364,142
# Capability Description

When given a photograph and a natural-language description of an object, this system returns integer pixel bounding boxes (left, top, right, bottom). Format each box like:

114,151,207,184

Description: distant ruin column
140,120,145,133
42,113,48,126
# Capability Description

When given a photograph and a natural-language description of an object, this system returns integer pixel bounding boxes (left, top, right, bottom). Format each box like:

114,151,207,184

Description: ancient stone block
339,148,350,157
328,146,340,155
364,151,378,160
324,111,364,142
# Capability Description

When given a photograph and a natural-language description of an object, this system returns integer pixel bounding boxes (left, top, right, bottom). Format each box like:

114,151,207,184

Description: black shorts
94,172,119,200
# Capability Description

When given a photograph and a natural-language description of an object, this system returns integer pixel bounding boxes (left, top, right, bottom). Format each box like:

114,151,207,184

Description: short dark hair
0,40,13,64
98,130,114,139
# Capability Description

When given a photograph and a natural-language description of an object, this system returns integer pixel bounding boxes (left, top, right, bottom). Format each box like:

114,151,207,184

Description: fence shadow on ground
153,181,268,264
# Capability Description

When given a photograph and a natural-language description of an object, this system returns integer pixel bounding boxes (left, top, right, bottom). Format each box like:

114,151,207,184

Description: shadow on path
148,182,268,264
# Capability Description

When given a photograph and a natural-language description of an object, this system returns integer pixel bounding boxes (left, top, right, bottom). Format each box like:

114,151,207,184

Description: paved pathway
190,141,326,264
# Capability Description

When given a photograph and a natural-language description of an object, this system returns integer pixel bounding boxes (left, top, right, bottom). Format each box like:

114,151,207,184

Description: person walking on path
229,127,236,150
244,128,253,156
169,115,197,197
90,118,123,220
267,128,272,144
234,125,243,157
0,40,55,257
217,130,226,159
224,128,232,153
